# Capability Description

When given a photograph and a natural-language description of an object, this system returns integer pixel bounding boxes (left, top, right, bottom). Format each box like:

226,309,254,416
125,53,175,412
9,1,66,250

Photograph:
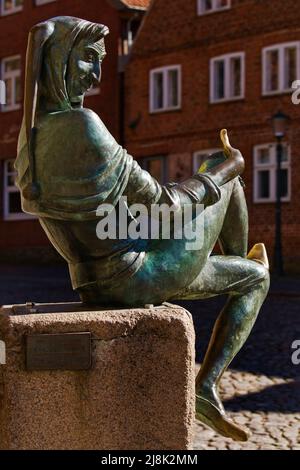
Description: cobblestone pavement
177,287,300,450
0,265,299,450
192,368,300,450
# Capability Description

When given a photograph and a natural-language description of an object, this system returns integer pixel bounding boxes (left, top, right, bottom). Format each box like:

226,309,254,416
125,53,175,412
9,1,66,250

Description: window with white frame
35,0,56,5
1,55,22,111
210,52,245,103
198,0,231,15
262,43,300,95
193,148,221,173
3,159,34,220
1,0,23,15
253,144,291,203
150,65,181,113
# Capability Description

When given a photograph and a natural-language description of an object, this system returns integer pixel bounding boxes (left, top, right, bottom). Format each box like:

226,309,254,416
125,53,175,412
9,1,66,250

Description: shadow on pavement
224,379,300,413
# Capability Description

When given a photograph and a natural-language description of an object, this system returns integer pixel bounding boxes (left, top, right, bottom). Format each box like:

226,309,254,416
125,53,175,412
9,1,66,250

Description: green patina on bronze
16,16,270,442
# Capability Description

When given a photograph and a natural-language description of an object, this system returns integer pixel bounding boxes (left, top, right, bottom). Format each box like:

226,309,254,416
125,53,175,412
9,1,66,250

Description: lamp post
271,111,290,277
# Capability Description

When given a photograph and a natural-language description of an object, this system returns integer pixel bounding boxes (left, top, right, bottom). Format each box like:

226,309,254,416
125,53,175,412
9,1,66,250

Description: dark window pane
230,57,241,97
6,160,15,172
214,60,225,100
258,170,270,199
202,0,213,11
284,47,297,89
257,147,270,164
266,50,279,91
7,174,16,186
9,191,22,214
153,72,163,110
167,69,179,108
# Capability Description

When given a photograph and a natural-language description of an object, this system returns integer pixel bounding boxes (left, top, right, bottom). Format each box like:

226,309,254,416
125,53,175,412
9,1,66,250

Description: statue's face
67,38,106,107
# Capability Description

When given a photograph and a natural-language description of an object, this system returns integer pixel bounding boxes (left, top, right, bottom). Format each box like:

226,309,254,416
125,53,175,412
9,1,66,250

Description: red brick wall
125,0,300,271
0,0,121,251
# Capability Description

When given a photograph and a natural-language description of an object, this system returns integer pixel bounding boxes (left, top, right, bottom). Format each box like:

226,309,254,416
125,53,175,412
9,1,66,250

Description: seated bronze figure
15,17,270,442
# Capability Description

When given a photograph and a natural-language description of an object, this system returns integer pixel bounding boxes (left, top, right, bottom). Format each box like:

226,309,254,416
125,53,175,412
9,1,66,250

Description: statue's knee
262,267,270,293
254,263,270,294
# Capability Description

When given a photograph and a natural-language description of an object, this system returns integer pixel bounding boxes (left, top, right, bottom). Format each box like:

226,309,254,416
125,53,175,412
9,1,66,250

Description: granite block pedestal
0,302,195,450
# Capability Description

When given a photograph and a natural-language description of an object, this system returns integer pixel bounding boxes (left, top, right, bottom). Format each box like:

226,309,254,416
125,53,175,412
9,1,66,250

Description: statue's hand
220,129,231,158
220,129,245,175
196,130,245,187
197,129,245,179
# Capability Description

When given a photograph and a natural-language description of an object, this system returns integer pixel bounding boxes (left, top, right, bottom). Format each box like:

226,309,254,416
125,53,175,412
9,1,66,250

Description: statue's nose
92,63,101,85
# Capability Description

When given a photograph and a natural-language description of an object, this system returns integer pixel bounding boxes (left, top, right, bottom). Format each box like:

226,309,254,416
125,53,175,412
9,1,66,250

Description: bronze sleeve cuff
192,173,222,207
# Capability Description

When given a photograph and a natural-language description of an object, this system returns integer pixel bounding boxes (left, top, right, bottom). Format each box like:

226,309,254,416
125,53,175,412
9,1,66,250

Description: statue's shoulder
68,107,103,126
38,108,118,159
40,108,108,139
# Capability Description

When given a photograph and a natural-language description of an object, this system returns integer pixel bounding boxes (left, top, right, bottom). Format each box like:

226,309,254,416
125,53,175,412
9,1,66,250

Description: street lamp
271,110,290,277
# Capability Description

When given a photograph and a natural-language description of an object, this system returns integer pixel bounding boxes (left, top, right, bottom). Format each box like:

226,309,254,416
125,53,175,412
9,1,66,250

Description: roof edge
125,0,155,58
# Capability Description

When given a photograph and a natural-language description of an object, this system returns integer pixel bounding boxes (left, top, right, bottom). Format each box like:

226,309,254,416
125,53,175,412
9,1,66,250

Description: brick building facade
0,0,149,261
124,0,300,272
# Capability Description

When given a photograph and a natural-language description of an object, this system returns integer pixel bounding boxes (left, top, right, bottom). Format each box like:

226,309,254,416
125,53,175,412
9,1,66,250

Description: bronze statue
15,17,270,442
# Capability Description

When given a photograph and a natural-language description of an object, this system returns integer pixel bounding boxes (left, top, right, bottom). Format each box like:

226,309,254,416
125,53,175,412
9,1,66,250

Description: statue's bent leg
174,255,270,441
218,176,249,258
198,151,249,258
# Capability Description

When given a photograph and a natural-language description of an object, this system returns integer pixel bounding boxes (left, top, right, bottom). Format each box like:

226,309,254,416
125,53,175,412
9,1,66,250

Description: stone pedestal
0,302,195,450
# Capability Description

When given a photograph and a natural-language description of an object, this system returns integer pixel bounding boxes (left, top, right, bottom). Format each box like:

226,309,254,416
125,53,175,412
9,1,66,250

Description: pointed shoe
196,394,250,442
247,243,269,270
